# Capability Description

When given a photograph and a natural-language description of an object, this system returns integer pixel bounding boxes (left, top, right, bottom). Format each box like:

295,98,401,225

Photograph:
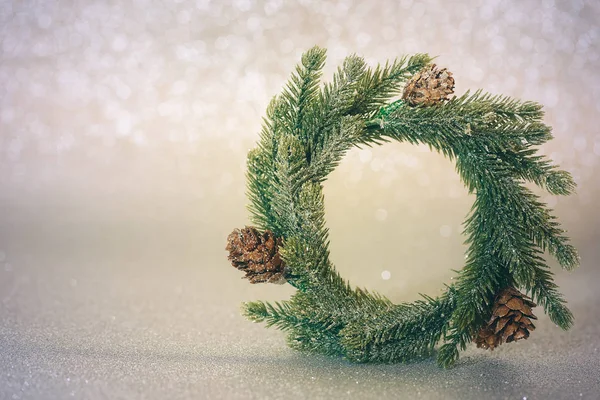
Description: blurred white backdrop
1,1,598,297
1,0,599,302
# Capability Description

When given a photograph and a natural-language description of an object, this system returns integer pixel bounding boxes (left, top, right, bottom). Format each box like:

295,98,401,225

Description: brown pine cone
475,286,537,350
402,64,455,107
226,227,286,284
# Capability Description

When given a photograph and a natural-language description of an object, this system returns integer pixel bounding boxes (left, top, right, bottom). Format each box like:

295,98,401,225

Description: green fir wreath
225,46,579,368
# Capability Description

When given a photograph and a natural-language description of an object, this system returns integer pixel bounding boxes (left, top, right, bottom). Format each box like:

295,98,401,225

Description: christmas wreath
226,47,579,368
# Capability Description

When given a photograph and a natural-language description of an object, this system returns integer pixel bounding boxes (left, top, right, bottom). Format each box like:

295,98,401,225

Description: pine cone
475,286,537,350
226,227,286,284
402,64,455,107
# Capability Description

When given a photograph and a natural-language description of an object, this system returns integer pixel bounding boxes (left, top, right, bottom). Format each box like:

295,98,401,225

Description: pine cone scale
497,292,513,304
502,323,518,342
513,329,528,341
494,317,510,334
493,305,510,318
506,297,524,310
521,304,535,318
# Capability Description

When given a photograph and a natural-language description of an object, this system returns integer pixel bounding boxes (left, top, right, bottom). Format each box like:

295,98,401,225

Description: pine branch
246,94,306,233
493,149,576,196
526,266,574,329
313,54,368,139
340,290,456,363
370,99,579,270
349,53,433,116
287,323,347,357
279,46,327,143
306,115,365,183
367,92,550,149
243,300,302,330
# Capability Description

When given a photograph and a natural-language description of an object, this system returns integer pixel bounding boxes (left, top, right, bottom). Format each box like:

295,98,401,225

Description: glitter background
1,1,599,399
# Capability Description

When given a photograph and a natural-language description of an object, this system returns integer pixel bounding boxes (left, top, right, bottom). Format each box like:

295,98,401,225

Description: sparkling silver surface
1,231,599,399
1,0,599,399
